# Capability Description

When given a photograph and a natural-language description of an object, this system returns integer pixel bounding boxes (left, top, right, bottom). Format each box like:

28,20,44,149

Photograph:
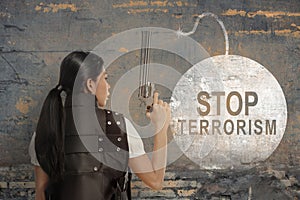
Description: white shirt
29,118,145,166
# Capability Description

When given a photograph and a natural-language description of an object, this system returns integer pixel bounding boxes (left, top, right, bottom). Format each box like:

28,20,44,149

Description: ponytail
34,51,104,181
35,85,65,181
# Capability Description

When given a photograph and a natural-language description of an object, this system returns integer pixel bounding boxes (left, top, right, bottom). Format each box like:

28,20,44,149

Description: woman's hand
146,92,171,132
129,92,170,190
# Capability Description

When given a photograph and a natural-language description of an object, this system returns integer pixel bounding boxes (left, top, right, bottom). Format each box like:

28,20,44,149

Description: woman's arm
128,92,170,190
34,166,49,200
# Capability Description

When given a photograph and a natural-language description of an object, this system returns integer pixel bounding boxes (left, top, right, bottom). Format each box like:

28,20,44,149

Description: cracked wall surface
0,0,299,173
0,0,299,199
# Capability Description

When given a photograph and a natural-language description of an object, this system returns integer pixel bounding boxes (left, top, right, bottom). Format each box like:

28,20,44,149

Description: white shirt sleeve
28,132,40,166
125,118,146,158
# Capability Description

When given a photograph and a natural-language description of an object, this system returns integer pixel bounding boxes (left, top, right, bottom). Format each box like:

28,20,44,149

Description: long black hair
35,51,104,181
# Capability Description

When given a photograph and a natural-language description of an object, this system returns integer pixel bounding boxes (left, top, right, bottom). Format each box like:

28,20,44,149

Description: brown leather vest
37,94,131,200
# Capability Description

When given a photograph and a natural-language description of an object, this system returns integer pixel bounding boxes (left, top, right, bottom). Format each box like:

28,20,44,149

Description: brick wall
0,0,299,199
0,164,299,199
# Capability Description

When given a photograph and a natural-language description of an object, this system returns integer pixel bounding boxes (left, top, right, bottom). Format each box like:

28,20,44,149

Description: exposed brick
19,191,27,196
164,172,177,179
177,189,197,197
164,180,198,188
131,181,147,188
132,180,200,189
0,167,10,172
131,188,139,197
280,179,292,187
0,182,8,188
139,189,176,198
9,181,35,189
132,171,177,181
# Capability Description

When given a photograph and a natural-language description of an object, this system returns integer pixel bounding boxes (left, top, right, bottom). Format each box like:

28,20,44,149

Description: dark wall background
0,0,299,171
0,0,299,199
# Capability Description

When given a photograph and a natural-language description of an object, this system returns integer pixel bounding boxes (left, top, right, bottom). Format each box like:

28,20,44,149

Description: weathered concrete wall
0,0,299,199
